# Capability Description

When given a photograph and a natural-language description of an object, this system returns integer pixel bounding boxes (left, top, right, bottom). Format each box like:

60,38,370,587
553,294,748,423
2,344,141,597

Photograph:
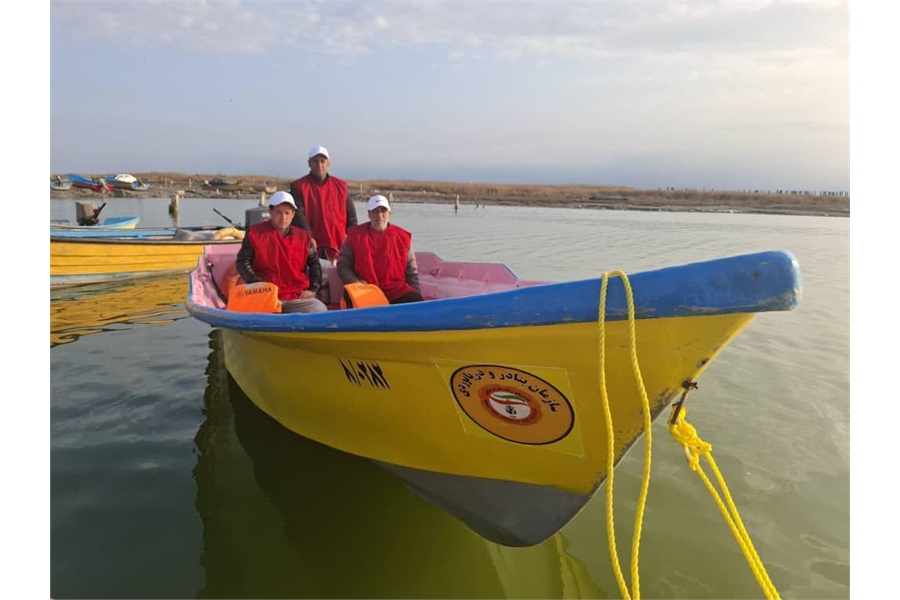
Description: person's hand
300,290,316,299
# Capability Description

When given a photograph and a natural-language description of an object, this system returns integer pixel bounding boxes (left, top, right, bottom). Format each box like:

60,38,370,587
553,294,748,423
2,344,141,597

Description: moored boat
51,175,73,191
202,178,244,191
50,226,245,289
186,244,801,547
50,200,140,230
51,216,140,230
104,173,151,191
66,173,111,193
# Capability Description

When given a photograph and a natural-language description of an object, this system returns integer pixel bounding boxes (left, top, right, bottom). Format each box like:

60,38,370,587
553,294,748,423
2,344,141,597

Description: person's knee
282,298,329,313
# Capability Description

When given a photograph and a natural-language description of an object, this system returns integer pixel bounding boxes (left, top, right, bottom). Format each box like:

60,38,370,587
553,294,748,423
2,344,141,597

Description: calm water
50,197,850,599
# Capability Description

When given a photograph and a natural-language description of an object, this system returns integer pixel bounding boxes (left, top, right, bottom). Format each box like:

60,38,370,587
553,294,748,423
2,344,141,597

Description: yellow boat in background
50,226,244,289
186,245,801,547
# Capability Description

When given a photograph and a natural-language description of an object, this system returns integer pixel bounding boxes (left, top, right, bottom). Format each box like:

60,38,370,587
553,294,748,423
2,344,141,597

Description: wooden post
455,194,460,213
169,191,181,214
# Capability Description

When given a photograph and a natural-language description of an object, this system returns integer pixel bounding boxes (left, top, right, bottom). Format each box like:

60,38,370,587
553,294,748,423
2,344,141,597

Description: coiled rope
597,271,779,600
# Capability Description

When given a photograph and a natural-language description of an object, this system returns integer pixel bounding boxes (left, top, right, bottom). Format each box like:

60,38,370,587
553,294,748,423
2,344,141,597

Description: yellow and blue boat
50,226,244,289
186,244,801,547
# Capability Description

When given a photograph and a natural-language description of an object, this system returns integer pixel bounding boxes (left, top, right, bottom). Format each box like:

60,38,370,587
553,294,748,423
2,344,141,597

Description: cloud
51,0,848,62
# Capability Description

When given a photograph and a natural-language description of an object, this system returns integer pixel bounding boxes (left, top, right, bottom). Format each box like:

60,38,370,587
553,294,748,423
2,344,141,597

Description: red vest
290,174,348,260
345,223,415,301
246,222,312,301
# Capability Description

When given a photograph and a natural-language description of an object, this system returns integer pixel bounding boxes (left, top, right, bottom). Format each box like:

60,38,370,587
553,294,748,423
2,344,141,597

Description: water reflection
192,329,607,599
50,276,190,348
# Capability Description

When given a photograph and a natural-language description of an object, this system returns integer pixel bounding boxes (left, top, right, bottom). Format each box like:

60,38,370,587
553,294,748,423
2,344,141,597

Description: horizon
48,1,849,193
52,169,849,196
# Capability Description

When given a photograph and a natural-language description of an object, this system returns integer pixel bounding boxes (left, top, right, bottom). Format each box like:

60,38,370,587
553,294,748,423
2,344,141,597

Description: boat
51,175,73,191
185,244,801,548
50,276,187,348
202,178,244,191
50,226,245,289
66,173,111,193
50,201,140,230
51,216,140,230
248,183,278,194
104,173,151,191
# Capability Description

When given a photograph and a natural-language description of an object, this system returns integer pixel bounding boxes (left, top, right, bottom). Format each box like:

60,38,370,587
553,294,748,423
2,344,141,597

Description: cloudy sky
47,0,849,192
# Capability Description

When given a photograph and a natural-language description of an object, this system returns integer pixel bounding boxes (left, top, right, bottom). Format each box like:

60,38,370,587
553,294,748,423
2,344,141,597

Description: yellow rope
598,271,653,599
598,271,780,600
668,407,781,599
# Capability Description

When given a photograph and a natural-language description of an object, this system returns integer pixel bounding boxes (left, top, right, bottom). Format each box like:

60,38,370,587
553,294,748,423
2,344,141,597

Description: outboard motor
76,201,100,226
245,206,270,228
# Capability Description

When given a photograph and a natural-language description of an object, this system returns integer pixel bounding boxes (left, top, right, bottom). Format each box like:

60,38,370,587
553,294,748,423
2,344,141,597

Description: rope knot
668,407,712,470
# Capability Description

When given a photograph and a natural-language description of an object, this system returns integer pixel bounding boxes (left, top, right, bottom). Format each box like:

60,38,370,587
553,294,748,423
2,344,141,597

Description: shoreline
50,174,850,218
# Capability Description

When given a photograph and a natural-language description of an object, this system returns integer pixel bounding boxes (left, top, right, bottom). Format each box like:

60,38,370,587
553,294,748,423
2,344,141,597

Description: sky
45,0,850,192
13,3,898,596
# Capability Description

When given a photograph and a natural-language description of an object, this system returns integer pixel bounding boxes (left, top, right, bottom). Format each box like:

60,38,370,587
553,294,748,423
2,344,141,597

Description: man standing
337,195,423,305
289,145,358,264
235,191,328,313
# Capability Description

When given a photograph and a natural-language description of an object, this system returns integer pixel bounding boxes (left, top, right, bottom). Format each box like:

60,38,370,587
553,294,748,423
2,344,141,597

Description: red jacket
245,222,313,300
290,174,350,261
344,223,416,301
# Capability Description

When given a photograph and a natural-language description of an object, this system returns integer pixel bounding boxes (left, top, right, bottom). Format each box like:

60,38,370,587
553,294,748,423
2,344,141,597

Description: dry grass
53,171,850,217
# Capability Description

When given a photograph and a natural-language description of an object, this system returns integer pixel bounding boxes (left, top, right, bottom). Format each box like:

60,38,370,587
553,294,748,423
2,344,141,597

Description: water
49,197,850,599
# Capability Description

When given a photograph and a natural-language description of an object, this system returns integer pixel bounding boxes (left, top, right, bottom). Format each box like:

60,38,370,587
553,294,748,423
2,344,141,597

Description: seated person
235,191,328,313
337,195,424,304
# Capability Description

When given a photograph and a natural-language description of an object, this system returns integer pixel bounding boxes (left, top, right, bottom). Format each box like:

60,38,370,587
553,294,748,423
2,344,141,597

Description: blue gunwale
187,250,801,333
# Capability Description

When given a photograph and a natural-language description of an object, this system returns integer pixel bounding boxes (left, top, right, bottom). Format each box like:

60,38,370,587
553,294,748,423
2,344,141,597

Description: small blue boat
67,173,111,193
51,216,141,230
50,201,139,230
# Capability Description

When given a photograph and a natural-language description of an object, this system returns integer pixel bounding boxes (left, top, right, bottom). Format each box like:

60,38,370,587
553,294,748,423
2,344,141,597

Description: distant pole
389,192,394,206
259,192,267,206
169,191,181,214
455,194,459,213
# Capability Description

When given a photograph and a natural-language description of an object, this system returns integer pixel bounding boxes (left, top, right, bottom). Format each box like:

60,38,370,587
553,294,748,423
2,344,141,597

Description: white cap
268,191,297,209
308,145,330,160
367,195,391,211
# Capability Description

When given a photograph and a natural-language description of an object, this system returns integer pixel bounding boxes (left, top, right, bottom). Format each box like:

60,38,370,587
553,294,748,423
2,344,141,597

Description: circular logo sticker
450,365,574,445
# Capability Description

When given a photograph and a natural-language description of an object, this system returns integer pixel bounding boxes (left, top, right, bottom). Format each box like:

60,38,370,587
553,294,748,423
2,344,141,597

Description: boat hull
66,174,110,193
220,311,753,545
108,180,151,191
50,216,141,230
50,230,242,288
186,245,800,546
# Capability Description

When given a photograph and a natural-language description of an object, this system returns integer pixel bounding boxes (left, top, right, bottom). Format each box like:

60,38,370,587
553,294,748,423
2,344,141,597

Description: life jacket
246,222,313,301
340,282,390,309
344,223,415,302
227,282,282,313
290,174,349,262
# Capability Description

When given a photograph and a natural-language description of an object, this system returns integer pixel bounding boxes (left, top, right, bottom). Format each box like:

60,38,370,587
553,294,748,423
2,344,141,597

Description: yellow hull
223,312,753,495
50,236,240,288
